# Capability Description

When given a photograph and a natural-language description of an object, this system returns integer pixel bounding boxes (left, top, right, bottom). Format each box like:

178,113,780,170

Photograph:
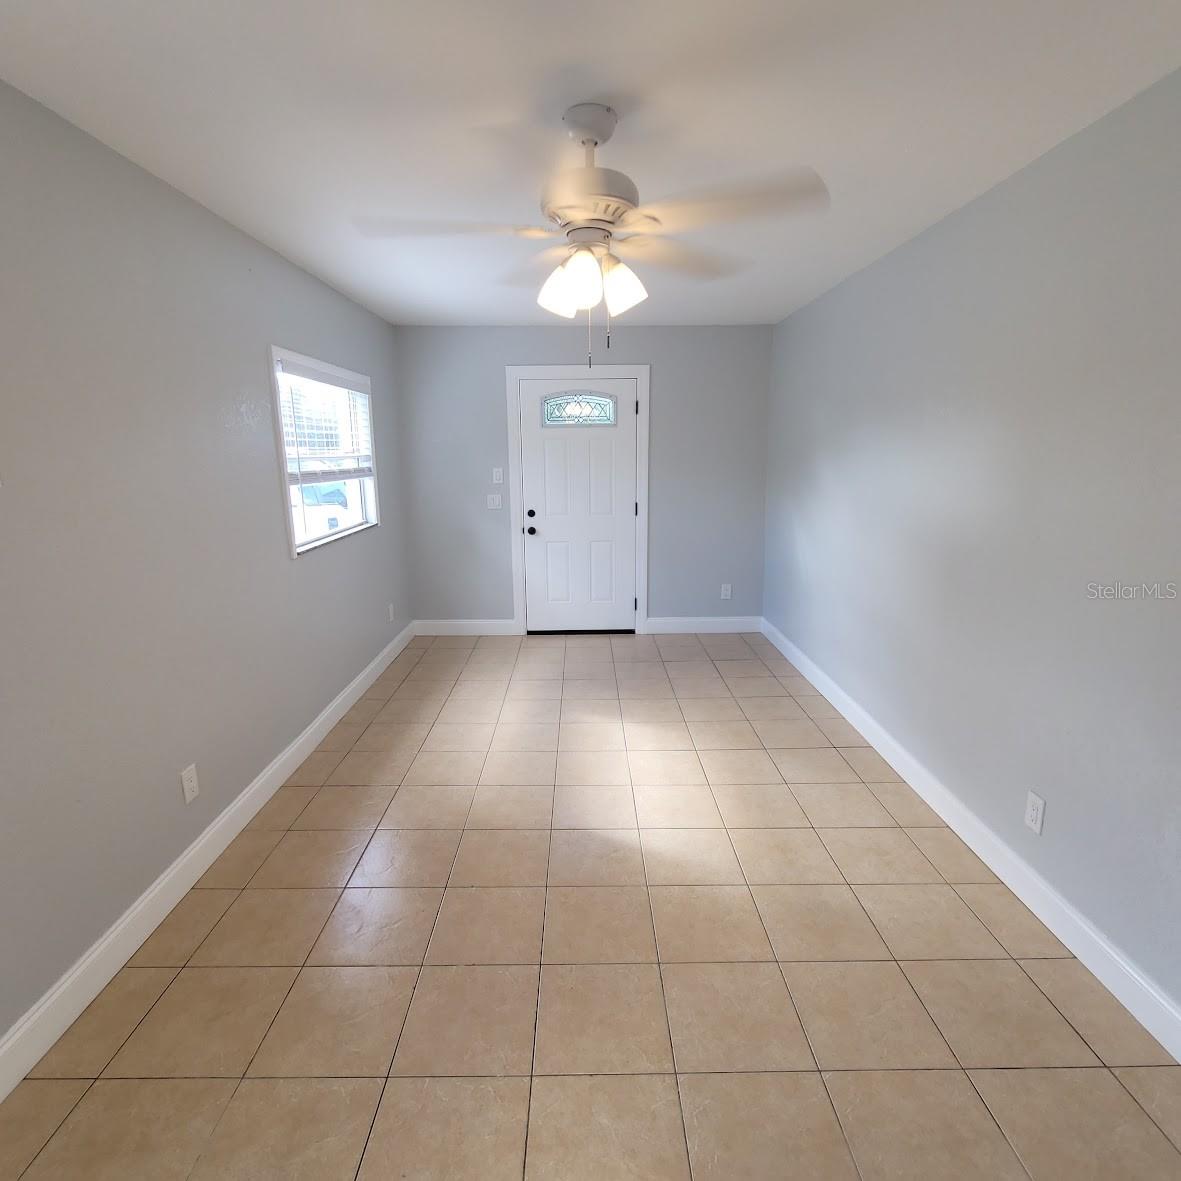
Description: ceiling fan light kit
358,100,828,350
535,247,648,318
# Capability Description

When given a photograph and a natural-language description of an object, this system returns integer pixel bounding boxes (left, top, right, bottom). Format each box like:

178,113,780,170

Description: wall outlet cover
492,467,504,484
720,583,732,600
1024,790,1046,835
180,764,200,805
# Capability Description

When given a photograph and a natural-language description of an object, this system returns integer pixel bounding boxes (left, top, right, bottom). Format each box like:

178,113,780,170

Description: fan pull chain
606,305,611,350
587,306,592,368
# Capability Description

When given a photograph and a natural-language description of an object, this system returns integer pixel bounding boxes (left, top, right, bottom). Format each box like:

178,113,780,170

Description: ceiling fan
357,102,829,320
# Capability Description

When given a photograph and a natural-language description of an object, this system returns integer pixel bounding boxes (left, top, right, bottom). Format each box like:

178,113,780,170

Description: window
542,392,617,426
270,346,380,555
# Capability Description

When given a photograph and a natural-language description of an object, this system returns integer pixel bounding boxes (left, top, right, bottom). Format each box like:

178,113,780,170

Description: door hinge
634,597,638,610
635,399,639,413
634,501,638,516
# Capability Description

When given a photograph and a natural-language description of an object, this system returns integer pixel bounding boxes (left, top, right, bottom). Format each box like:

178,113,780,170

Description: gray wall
395,325,771,621
764,71,1181,997
0,83,409,1032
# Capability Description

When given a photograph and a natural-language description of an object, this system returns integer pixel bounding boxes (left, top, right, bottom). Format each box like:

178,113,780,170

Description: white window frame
268,345,381,558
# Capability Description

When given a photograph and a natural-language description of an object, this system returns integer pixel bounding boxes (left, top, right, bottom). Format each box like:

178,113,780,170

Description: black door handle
527,526,537,535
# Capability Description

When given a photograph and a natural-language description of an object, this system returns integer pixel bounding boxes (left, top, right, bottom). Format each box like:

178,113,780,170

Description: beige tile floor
3,631,1180,1179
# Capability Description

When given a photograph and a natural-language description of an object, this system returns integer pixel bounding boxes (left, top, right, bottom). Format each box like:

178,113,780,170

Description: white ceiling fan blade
501,244,571,287
613,235,738,279
619,167,829,235
352,216,558,240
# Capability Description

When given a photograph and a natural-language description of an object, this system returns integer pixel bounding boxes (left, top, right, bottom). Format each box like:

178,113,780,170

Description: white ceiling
2,2,1178,325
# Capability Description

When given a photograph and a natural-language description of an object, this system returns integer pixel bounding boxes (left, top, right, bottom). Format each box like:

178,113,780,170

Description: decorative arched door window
541,391,617,426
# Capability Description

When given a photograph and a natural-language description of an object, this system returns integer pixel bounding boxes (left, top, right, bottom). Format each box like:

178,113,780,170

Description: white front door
519,377,638,631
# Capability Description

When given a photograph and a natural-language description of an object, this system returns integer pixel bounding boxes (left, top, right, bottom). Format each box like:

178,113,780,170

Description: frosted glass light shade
602,253,648,315
563,247,604,310
537,262,577,318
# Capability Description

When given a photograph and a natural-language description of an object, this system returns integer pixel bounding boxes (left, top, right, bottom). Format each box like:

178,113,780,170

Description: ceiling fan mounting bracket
562,102,618,147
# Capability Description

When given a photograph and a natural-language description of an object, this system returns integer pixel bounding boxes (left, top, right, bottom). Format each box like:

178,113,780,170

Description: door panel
588,435,614,516
520,378,637,631
545,542,572,603
589,540,614,603
543,437,570,516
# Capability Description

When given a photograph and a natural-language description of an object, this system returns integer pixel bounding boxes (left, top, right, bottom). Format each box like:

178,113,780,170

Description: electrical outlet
486,493,502,510
492,467,504,485
180,763,200,805
387,603,395,623
720,583,732,600
1024,790,1045,835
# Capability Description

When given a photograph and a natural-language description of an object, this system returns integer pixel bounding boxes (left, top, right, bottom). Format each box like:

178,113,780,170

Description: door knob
527,526,537,535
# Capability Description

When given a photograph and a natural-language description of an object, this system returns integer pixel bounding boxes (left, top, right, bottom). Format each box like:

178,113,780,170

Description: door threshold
527,629,637,635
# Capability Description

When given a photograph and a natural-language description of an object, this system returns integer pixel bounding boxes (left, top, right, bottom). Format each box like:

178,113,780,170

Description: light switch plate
492,467,504,485
486,493,502,510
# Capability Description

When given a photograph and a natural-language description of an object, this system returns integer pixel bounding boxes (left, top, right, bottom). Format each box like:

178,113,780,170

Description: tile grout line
480,629,547,1181
202,653,443,1180
734,641,1033,1178
788,729,1004,1178
809,720,1034,1178
15,1079,96,1179
1108,1067,1181,1155
347,900,439,1178
713,744,868,1181
741,651,944,1176
636,744,696,1178
16,1065,1157,1080
18,949,191,1177
213,641,427,1181
349,637,466,1180
522,642,558,1181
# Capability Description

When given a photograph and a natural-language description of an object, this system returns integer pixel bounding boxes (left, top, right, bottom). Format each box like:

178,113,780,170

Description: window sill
293,519,379,557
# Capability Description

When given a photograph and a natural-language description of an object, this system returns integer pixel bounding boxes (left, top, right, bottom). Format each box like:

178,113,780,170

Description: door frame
505,364,650,634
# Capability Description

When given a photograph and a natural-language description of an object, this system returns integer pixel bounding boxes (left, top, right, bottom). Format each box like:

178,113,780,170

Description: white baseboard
411,617,763,637
643,615,763,634
413,619,521,636
0,624,415,1103
760,617,1181,1062
412,617,764,637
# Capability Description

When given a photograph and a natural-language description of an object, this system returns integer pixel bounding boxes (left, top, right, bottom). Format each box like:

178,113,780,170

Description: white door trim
506,365,650,633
